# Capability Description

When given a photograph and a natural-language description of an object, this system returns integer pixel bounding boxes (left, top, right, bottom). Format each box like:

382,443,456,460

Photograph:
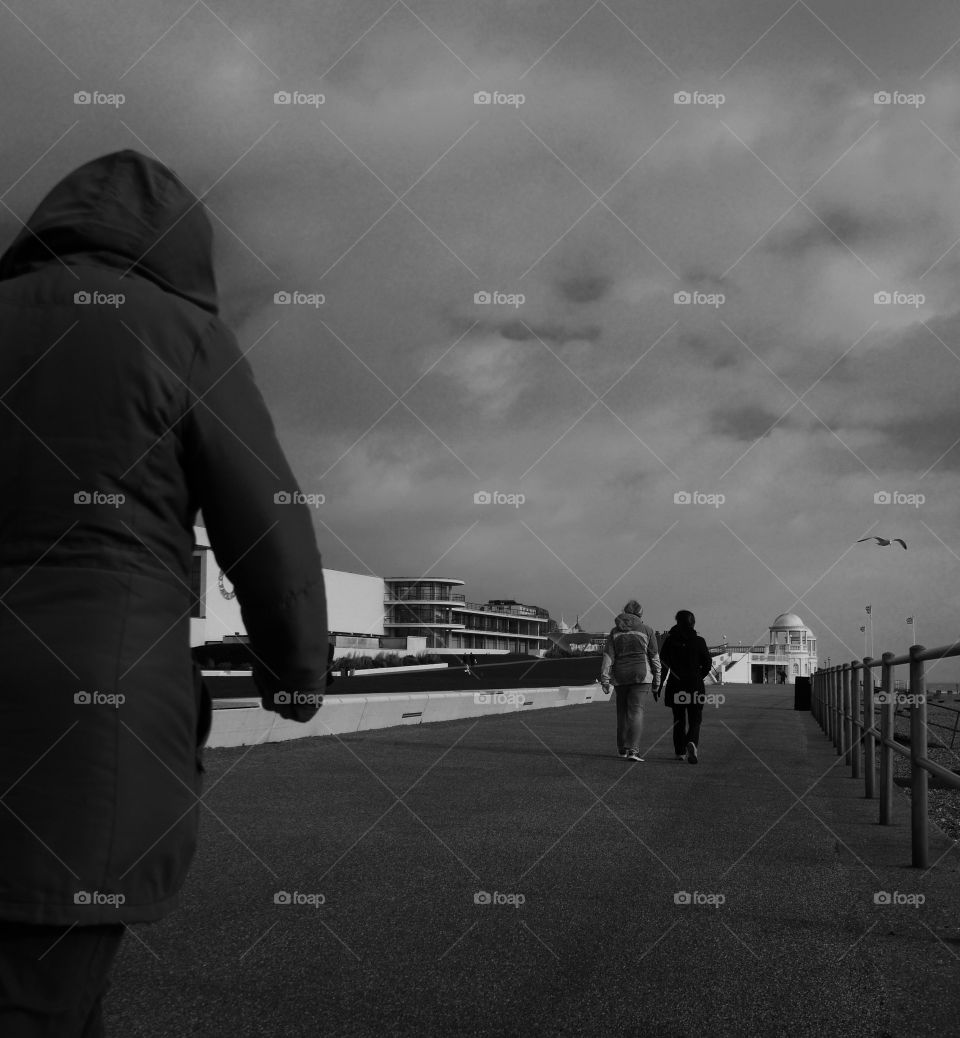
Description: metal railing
811,642,960,867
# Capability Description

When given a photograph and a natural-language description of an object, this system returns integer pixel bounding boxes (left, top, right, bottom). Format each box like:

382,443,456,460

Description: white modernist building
189,528,549,660
709,613,818,685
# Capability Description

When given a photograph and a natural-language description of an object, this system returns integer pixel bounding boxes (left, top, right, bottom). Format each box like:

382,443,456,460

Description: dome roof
771,612,806,628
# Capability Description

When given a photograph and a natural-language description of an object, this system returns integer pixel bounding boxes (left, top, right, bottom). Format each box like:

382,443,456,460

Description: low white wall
206,684,608,748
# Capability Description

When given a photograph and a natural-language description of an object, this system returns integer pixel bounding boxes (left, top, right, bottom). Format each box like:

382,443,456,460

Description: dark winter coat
600,612,662,687
658,624,713,707
0,150,328,926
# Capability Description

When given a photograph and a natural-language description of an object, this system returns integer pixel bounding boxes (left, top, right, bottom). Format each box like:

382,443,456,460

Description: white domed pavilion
708,613,818,685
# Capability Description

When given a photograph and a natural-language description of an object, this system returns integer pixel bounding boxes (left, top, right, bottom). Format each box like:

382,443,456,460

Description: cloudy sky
4,0,960,675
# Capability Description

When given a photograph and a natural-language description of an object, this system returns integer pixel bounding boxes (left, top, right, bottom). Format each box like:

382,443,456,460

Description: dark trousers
672,703,703,754
0,920,125,1037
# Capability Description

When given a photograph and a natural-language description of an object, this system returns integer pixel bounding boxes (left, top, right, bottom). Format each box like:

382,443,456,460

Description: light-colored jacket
600,612,662,687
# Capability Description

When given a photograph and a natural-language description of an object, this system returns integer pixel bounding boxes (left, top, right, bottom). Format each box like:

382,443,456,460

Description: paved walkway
107,686,960,1038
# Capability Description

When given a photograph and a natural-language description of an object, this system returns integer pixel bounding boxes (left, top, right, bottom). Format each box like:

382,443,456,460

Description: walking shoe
618,750,628,758
686,742,698,765
626,750,643,762
675,753,685,761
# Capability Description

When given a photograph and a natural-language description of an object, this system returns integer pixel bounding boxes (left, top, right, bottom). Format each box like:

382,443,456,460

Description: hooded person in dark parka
0,150,328,1034
658,610,712,764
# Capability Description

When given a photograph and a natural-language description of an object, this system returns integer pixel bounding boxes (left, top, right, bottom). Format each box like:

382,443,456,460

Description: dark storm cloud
555,274,612,304
498,319,603,345
709,404,785,441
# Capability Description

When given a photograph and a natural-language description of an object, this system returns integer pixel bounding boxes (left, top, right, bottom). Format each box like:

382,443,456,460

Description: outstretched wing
893,538,907,549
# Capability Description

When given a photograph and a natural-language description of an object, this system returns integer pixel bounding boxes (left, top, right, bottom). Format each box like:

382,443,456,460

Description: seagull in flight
858,536,907,549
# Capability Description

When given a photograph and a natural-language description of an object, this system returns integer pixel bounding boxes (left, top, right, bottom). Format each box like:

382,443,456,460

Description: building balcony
385,595,467,605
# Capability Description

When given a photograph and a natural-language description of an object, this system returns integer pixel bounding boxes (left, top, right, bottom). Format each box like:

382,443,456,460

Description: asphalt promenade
107,686,960,1038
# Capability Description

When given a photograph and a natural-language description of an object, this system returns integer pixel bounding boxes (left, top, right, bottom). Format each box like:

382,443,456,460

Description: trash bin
794,675,811,711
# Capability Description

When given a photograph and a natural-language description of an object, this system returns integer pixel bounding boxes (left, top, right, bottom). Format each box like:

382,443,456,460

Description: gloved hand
261,690,323,722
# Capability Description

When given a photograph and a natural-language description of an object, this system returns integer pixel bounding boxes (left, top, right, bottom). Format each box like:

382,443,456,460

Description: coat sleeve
600,633,615,683
699,638,712,678
182,320,328,722
645,627,662,687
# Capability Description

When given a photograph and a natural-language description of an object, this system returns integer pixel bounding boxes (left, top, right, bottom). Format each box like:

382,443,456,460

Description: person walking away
0,150,329,1037
600,600,661,761
658,611,712,764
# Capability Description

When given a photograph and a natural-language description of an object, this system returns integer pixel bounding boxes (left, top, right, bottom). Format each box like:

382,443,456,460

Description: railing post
842,663,852,765
910,645,929,868
827,667,835,747
831,666,840,752
863,657,875,798
879,652,895,825
851,661,861,780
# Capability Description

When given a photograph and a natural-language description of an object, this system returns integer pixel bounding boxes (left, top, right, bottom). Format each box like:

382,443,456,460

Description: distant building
709,613,818,685
383,580,549,655
189,529,549,661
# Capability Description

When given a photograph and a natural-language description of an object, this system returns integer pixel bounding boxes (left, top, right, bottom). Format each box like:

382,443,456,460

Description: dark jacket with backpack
0,150,328,926
658,624,713,707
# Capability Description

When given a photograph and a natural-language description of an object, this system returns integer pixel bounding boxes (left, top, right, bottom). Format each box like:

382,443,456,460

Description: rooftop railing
812,642,960,868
